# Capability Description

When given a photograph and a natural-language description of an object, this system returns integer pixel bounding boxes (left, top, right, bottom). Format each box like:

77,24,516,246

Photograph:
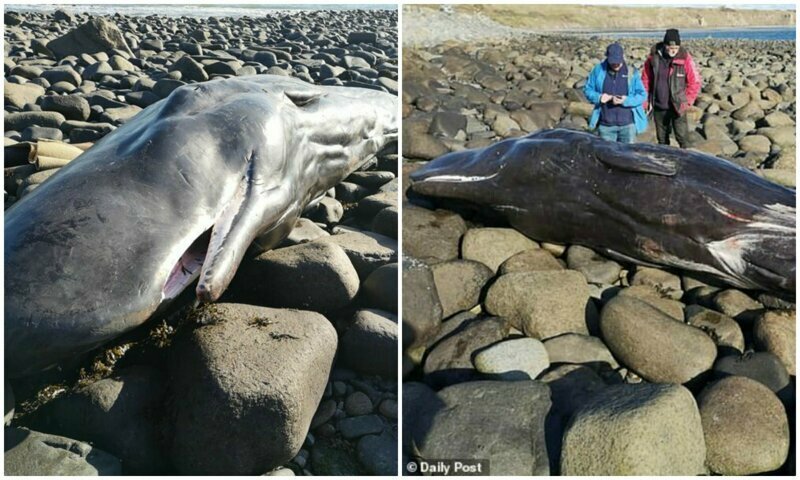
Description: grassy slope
415,4,796,31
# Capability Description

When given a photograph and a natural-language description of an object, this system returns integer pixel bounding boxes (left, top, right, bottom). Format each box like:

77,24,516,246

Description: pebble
344,391,373,416
337,414,384,440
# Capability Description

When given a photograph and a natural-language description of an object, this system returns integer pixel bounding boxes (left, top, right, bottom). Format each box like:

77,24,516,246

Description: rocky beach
402,6,795,477
4,6,398,476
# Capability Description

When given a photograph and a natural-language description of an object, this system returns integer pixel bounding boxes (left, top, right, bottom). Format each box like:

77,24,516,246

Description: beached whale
5,75,397,377
409,129,795,296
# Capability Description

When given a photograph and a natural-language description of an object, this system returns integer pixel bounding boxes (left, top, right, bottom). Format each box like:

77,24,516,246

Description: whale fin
285,90,324,107
594,144,677,176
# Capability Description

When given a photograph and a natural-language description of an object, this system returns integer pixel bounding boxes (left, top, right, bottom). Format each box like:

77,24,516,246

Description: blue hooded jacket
584,60,648,134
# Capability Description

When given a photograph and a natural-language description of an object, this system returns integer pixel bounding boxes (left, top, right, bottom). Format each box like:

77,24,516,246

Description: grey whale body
410,129,795,296
5,75,397,377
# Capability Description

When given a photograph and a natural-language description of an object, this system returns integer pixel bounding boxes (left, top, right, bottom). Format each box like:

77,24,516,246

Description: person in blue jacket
584,43,648,144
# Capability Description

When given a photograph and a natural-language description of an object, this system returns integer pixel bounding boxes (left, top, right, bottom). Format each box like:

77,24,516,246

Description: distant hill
419,4,796,31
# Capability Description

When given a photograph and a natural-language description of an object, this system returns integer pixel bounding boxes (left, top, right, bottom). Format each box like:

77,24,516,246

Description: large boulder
4,81,45,109
600,295,716,384
167,304,337,475
431,259,493,319
485,270,590,339
315,231,397,279
47,18,133,59
226,242,359,312
753,310,796,375
561,383,706,475
698,376,790,475
27,366,167,474
339,309,397,378
402,205,466,263
414,381,552,475
5,427,122,475
461,228,539,272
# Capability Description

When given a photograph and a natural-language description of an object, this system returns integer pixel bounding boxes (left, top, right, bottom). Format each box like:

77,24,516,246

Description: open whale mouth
162,228,212,301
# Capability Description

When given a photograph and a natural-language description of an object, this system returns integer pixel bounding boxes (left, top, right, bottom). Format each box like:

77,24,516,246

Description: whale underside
410,129,795,297
5,75,398,377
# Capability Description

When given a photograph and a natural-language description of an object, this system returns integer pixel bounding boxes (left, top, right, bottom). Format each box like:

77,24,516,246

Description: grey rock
339,309,397,378
361,263,398,313
280,218,329,247
566,245,622,284
5,427,122,475
699,376,790,475
227,241,359,312
630,266,683,300
431,259,493,319
485,270,590,339
561,383,706,475
371,205,398,239
5,111,66,131
344,391,373,416
402,205,466,263
461,227,539,272
600,295,716,384
40,94,91,121
424,316,509,386
170,55,209,83
338,414,384,439
47,18,133,59
402,257,443,353
4,82,45,109
753,310,795,375
499,248,563,274
713,351,791,396
357,431,397,475
473,337,550,380
315,230,397,279
415,381,552,476
543,333,619,370
685,304,745,354
29,366,167,474
167,304,336,475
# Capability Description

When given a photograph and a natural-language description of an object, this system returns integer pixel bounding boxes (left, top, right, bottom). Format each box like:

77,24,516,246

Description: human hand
600,93,612,103
612,95,627,105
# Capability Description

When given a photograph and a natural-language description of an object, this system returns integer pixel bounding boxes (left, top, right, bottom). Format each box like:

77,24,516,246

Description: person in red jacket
641,29,702,148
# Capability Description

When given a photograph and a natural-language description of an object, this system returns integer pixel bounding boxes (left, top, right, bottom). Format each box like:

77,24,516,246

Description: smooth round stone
473,338,550,380
630,266,683,300
485,270,590,339
616,285,684,321
713,351,791,395
600,295,717,384
402,205,466,262
539,364,608,417
561,383,707,475
461,227,539,272
685,305,745,354
753,310,795,375
361,263,398,313
499,248,563,274
378,399,397,420
430,259,493,319
344,391,373,417
543,333,618,370
712,289,764,324
699,376,790,475
566,245,622,284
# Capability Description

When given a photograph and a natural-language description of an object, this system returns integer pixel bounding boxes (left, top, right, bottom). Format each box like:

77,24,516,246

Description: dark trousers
653,108,690,148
